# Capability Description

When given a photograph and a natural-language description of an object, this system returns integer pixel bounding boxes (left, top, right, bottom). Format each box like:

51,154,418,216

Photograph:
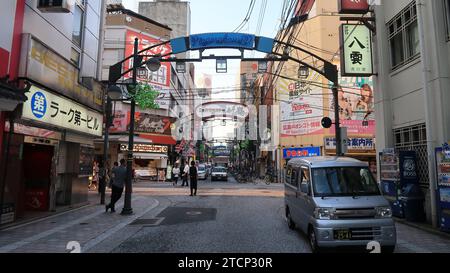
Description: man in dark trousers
106,159,127,213
189,161,198,196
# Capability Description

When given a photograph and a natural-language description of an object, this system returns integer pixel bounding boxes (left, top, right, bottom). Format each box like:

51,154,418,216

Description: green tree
128,83,160,110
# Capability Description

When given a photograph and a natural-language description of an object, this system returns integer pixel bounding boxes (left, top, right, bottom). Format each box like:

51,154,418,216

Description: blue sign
31,91,47,119
283,147,321,159
190,33,255,50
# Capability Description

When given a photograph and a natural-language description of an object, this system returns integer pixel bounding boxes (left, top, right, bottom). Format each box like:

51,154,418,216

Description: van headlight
376,206,392,218
314,208,337,220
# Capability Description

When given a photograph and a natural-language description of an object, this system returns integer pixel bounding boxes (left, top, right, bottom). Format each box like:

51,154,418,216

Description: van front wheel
308,227,321,253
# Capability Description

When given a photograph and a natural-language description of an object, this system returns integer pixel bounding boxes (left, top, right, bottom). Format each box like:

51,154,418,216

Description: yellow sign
22,86,103,137
23,35,103,111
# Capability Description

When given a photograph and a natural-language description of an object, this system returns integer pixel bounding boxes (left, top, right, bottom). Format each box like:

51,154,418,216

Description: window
311,168,380,197
291,170,299,187
394,123,429,189
387,2,420,70
445,0,450,40
300,167,310,184
72,5,84,47
70,48,80,67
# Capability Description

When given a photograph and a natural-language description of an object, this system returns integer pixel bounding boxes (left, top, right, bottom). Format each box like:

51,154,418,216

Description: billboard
278,70,324,137
124,30,172,88
338,0,369,14
329,76,375,135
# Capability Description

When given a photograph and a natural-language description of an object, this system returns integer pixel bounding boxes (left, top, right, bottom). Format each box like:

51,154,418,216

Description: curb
394,218,450,240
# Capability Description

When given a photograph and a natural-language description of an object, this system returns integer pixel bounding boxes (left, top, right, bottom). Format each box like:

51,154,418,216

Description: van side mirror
300,182,310,195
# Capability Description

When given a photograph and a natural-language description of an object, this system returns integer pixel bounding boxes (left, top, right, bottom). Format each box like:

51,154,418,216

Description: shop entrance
22,143,54,212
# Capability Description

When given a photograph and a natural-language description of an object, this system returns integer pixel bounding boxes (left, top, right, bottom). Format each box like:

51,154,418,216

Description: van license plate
334,230,352,240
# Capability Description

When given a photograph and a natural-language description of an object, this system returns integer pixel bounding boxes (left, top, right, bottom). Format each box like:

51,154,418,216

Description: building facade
1,0,106,225
373,0,450,226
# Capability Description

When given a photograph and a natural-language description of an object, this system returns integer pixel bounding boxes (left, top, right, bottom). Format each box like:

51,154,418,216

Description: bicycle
263,172,277,185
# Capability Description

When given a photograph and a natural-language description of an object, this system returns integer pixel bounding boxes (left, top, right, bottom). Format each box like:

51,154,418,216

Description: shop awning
133,153,168,160
138,134,177,145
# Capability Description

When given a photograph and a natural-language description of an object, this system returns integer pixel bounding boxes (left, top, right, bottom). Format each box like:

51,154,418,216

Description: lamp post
121,38,139,215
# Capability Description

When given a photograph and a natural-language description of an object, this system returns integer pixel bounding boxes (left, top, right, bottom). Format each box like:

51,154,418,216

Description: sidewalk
394,217,450,240
0,193,160,253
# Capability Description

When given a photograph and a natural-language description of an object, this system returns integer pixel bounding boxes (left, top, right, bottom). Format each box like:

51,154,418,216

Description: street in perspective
1,0,450,257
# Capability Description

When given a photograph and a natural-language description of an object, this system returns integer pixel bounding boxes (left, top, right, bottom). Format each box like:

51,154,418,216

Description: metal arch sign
170,33,275,54
195,101,249,120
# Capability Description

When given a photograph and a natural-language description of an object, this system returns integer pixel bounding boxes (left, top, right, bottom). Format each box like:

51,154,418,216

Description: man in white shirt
182,163,190,187
172,165,180,186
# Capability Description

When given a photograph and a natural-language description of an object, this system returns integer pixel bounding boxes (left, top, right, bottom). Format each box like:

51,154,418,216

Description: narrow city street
1,178,449,253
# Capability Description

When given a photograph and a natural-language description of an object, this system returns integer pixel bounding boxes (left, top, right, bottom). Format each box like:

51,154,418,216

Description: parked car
284,157,396,253
211,167,228,182
198,164,208,180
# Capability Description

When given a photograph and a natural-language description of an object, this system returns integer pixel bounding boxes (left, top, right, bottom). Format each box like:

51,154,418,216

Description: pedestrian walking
106,159,127,213
98,161,106,195
189,161,198,196
172,164,180,186
182,163,189,187
89,161,99,190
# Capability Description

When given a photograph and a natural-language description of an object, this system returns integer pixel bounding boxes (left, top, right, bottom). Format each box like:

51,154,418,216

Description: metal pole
101,96,110,205
332,84,343,156
0,115,13,225
121,38,139,215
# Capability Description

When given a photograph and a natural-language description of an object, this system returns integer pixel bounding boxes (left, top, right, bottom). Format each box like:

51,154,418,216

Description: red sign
124,30,172,87
25,189,48,211
295,0,315,16
339,0,369,14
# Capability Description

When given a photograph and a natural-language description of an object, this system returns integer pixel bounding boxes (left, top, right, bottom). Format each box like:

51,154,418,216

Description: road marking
0,197,145,253
82,198,160,253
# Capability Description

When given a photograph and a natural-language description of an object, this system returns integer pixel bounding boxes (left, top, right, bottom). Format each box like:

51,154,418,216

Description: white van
285,157,396,253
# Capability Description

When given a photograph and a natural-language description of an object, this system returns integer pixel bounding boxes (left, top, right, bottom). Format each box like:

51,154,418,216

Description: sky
121,0,285,138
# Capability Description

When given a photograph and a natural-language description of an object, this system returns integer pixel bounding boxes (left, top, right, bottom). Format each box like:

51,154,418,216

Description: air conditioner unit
38,0,72,13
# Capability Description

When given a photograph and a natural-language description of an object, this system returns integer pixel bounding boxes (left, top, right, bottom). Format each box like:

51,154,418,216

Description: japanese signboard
124,30,171,87
283,147,321,159
196,102,249,119
278,71,324,137
127,112,175,135
324,137,375,151
22,86,103,136
120,144,168,153
338,0,369,14
21,35,104,111
340,24,373,76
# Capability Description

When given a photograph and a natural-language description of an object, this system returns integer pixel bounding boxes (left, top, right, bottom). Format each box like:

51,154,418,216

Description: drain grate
129,218,162,226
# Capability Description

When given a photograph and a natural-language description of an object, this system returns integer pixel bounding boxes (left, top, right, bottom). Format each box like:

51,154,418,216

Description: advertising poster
278,70,324,137
329,76,375,135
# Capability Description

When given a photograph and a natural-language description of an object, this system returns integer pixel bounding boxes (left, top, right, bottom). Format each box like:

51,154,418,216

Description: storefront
120,142,169,181
324,136,377,177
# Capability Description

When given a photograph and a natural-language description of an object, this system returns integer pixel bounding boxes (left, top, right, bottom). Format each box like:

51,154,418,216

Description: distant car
198,164,208,180
211,167,228,181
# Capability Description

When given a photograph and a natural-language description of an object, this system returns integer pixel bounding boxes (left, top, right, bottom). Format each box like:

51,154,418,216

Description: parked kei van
284,157,396,253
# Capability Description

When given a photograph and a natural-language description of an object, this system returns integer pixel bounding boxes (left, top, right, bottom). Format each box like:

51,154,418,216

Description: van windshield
312,167,380,197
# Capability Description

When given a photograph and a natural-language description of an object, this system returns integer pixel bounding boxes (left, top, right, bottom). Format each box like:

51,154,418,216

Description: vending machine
379,149,419,218
434,144,450,232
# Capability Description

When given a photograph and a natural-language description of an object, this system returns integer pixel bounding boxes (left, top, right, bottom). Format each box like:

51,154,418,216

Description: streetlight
106,38,163,215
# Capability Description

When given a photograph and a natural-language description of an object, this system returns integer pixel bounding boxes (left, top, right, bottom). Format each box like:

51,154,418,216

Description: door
22,144,54,211
284,165,296,220
295,166,313,232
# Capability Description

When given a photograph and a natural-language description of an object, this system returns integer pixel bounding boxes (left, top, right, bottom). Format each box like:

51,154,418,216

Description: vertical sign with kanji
340,24,374,76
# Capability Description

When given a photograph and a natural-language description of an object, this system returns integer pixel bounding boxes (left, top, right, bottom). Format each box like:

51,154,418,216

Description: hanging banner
340,24,374,76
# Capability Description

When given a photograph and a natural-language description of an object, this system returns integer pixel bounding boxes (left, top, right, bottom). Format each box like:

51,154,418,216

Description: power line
232,0,257,33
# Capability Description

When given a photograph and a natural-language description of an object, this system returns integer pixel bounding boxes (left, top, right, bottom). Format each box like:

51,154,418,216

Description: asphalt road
113,177,312,253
